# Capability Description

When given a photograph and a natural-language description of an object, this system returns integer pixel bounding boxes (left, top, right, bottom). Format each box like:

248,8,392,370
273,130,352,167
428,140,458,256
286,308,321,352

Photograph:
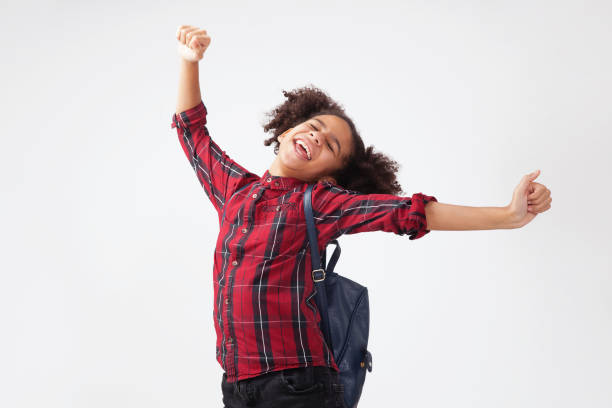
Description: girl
172,25,552,408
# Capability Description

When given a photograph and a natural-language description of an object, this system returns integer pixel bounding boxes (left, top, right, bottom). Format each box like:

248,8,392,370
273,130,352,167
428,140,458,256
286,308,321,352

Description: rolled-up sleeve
311,181,438,242
171,100,258,217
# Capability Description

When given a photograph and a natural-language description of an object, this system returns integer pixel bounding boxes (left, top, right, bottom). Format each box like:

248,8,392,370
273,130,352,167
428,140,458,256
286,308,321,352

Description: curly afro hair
262,84,405,195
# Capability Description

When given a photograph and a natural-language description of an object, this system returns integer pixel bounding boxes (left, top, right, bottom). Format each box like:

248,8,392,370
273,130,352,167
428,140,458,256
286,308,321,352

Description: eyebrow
313,118,341,156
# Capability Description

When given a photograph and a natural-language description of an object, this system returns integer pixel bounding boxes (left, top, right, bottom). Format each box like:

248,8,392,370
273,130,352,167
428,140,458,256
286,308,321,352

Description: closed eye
309,123,334,153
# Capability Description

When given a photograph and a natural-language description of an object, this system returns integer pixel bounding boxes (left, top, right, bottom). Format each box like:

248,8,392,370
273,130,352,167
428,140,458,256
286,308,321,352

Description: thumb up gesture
176,25,211,62
507,169,552,228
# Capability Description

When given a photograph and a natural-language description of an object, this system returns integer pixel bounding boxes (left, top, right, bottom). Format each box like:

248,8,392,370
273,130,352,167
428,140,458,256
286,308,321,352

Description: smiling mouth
294,141,311,160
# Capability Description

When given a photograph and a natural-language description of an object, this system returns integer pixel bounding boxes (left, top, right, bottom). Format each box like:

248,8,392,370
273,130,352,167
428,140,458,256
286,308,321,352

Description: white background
2,1,611,407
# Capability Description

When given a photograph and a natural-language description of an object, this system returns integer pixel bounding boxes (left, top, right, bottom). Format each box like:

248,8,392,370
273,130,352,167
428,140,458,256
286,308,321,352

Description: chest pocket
255,201,301,238
243,201,302,260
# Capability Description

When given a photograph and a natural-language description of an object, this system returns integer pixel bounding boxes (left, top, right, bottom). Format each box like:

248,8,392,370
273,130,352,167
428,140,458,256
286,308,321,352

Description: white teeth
296,140,311,159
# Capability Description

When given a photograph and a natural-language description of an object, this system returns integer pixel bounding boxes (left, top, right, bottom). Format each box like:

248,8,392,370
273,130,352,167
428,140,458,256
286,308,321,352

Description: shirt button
266,177,272,182
252,193,258,199
241,228,247,233
274,182,279,186
227,337,233,343
276,205,281,211
232,260,238,266
225,298,230,305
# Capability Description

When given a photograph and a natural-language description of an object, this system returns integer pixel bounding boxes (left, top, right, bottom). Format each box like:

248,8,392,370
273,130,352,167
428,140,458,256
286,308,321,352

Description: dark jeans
221,365,347,408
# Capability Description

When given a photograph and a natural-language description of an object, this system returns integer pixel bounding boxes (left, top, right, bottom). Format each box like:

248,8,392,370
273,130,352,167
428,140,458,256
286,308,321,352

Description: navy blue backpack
304,184,372,408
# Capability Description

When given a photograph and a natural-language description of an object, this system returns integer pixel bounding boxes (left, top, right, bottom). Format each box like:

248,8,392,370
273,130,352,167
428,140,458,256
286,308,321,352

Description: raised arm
171,25,258,220
175,25,208,113
176,59,202,114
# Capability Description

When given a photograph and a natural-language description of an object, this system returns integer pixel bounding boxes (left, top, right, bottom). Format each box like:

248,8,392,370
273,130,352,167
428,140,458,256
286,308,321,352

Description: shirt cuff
171,100,207,129
409,192,438,240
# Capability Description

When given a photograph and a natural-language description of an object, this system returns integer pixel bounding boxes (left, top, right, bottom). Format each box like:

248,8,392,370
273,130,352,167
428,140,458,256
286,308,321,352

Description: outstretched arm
424,202,513,230
310,182,438,242
425,170,552,231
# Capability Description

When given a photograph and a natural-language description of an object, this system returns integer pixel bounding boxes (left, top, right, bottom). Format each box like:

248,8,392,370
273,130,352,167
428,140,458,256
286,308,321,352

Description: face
268,114,353,184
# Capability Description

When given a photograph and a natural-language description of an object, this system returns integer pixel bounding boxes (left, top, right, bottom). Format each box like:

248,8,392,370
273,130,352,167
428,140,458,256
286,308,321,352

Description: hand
176,25,211,62
507,169,552,228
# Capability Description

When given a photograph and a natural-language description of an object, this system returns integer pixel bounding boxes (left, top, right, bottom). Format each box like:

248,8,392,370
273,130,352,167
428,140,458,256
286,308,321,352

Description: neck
268,161,315,183
267,161,290,178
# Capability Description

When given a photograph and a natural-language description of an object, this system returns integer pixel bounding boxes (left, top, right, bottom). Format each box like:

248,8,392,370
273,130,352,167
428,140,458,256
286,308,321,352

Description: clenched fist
176,25,211,62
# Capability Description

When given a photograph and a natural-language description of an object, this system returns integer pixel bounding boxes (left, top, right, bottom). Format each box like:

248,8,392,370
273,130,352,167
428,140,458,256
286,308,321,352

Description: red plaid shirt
171,100,438,383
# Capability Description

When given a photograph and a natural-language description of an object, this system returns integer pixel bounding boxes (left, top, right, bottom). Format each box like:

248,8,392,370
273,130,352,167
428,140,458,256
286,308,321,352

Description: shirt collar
259,169,309,191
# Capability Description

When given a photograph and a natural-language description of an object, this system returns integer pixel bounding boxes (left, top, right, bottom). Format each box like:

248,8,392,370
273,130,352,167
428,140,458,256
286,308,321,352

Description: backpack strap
325,240,341,275
304,184,333,351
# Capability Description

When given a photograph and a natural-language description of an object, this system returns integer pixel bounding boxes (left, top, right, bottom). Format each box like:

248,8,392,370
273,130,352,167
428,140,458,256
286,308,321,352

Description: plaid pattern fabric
172,100,438,382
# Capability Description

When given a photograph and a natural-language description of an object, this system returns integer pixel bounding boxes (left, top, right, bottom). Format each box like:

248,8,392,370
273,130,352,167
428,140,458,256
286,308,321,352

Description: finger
188,36,202,50
528,182,541,195
181,28,197,45
176,25,193,41
184,28,205,45
528,186,550,201
188,34,210,51
527,193,545,205
176,25,193,36
528,197,545,208
532,189,551,203
532,204,551,213
190,32,210,46
178,26,198,45
187,36,199,50
530,197,552,212
525,169,540,184
526,183,539,195
527,183,543,199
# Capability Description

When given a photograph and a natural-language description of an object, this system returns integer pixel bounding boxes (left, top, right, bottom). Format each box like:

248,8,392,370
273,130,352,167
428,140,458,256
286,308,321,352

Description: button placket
224,274,235,375
221,199,247,378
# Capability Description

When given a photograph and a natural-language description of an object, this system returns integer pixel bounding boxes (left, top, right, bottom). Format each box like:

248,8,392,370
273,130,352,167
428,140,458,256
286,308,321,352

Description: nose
309,132,321,146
